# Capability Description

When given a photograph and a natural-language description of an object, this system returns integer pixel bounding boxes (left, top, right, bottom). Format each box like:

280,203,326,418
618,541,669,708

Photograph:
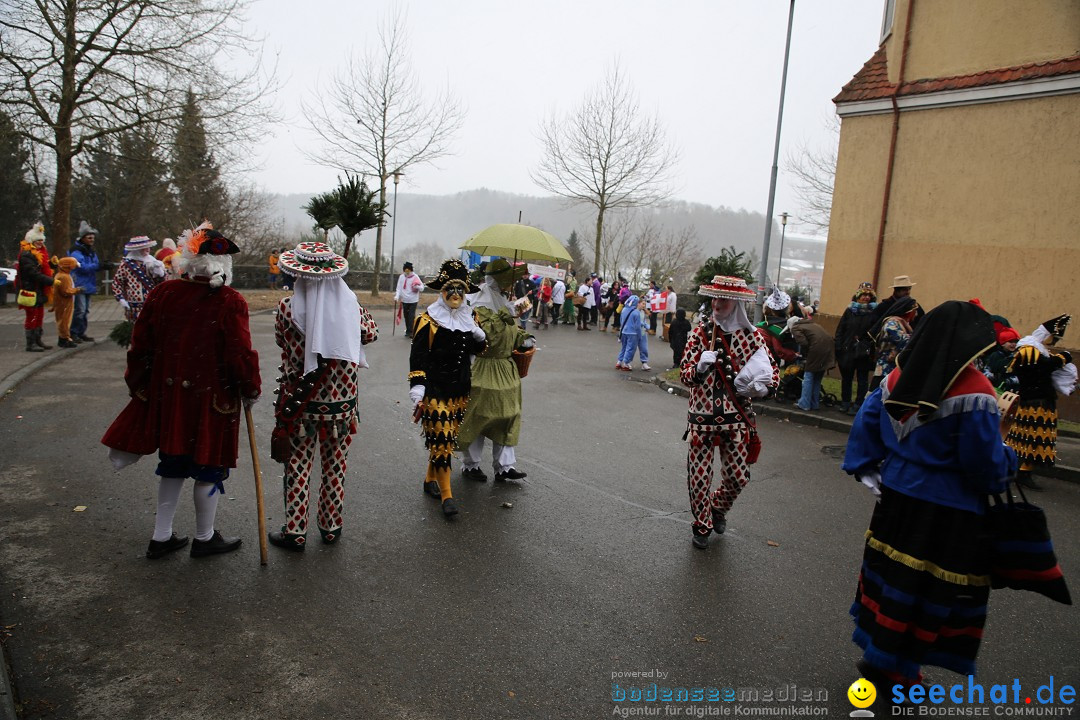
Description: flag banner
649,291,670,313
527,263,566,281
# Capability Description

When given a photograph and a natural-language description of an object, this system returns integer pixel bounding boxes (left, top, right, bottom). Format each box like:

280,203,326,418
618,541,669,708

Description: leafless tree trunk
532,62,678,272
647,225,704,291
784,115,840,237
303,8,463,296
0,0,274,252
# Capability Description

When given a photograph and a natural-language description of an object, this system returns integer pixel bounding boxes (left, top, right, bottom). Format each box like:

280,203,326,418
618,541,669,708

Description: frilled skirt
1005,399,1058,467
421,395,469,468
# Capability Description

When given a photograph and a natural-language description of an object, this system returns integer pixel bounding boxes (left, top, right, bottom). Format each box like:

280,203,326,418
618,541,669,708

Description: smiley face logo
848,678,877,708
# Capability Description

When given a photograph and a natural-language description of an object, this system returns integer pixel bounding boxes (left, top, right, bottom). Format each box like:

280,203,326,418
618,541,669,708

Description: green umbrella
459,224,572,263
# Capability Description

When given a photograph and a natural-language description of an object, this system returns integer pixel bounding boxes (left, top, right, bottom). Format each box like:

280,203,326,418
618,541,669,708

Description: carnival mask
442,280,468,309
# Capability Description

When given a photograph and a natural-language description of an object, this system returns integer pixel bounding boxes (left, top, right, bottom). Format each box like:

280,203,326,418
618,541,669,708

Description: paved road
0,309,1077,719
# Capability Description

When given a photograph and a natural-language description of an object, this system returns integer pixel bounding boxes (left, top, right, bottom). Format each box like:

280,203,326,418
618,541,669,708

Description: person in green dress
459,259,536,482
561,271,578,325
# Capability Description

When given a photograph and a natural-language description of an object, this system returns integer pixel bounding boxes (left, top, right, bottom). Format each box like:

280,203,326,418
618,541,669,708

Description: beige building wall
822,93,1080,333
885,0,1080,84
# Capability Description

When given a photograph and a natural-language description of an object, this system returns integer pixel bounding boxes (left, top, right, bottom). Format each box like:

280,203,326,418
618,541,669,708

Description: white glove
519,336,536,350
118,298,130,309
409,385,425,407
857,470,883,499
242,395,259,409
696,350,718,374
471,326,486,342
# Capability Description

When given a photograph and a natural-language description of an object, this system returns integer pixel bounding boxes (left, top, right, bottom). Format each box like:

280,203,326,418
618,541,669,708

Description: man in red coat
102,223,261,559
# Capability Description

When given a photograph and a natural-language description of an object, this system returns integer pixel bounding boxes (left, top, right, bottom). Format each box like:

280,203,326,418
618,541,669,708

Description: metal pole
390,171,401,291
754,0,796,323
775,212,789,287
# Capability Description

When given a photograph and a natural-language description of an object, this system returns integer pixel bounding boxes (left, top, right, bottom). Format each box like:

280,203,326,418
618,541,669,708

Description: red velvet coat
102,279,261,467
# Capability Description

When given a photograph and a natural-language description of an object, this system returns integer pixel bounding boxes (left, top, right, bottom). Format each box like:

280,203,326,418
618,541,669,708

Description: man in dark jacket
69,220,100,343
867,274,924,331
788,315,835,411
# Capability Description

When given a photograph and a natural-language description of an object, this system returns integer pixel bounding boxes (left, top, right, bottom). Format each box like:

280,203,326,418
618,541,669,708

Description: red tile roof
834,49,1080,104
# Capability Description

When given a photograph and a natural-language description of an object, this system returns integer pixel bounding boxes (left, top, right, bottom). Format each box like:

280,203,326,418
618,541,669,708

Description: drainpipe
872,0,916,289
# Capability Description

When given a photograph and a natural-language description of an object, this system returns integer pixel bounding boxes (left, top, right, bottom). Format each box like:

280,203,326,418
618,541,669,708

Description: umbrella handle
245,407,269,566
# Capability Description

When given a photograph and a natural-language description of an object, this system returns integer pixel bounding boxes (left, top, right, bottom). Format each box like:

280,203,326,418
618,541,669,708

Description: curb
653,376,1080,483
0,339,102,404
0,642,15,720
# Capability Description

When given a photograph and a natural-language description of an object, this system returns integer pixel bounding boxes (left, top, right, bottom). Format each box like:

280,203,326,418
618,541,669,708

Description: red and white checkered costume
274,297,378,541
680,318,778,534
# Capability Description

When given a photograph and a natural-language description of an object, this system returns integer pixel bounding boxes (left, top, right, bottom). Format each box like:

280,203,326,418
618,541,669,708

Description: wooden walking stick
244,406,269,565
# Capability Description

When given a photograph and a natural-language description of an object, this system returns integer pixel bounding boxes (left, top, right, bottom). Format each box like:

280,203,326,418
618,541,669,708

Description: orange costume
52,257,81,346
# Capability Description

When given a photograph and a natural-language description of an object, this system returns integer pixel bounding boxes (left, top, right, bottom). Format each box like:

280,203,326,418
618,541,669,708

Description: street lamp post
775,212,790,287
389,170,402,285
754,0,796,322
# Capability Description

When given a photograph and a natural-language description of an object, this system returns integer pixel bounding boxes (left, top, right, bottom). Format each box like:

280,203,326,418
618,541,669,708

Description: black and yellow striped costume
1005,344,1069,468
409,312,486,499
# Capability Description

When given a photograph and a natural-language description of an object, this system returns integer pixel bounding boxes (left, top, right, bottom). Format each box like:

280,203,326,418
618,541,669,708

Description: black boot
190,530,242,557
711,509,727,535
58,338,78,348
691,530,710,549
441,498,459,517
25,330,43,352
423,481,442,498
33,329,51,349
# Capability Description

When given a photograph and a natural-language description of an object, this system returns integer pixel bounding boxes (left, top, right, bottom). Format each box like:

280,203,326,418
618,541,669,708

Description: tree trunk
372,181,387,296
593,206,605,274
51,135,74,256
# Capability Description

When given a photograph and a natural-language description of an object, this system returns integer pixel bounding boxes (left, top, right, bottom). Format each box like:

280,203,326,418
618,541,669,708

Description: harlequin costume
269,242,378,551
409,259,487,517
16,223,54,352
101,223,261,560
680,276,777,549
112,236,166,321
458,259,534,483
1005,314,1075,488
52,257,81,347
842,301,1017,687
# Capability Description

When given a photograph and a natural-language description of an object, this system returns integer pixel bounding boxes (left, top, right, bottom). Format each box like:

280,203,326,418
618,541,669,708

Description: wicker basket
511,346,536,378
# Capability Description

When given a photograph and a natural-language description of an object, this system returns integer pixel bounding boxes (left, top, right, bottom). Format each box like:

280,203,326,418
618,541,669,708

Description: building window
880,0,896,42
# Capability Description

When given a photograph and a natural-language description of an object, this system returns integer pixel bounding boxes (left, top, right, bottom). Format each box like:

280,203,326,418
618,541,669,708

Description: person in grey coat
788,315,835,411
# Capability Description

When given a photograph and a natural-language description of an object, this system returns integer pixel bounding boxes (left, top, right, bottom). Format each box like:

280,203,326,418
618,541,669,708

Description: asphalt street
0,308,1077,719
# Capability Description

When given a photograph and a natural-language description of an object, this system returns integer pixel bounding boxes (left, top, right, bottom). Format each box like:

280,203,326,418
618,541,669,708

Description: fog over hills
269,188,792,266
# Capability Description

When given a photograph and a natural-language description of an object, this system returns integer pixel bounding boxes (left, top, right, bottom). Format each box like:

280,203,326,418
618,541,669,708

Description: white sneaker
641,364,651,371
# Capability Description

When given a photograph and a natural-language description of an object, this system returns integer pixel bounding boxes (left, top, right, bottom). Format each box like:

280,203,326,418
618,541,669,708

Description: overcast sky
245,0,884,233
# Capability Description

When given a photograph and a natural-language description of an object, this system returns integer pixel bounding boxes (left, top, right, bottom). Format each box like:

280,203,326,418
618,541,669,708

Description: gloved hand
242,395,259,409
697,350,718,374
409,385,425,408
118,298,130,309
471,326,486,342
1061,351,1073,365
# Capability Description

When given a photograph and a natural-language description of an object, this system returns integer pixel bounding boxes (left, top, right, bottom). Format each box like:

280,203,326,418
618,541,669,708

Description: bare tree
0,0,274,253
532,62,678,272
398,240,449,276
784,115,839,236
647,225,704,291
303,7,463,296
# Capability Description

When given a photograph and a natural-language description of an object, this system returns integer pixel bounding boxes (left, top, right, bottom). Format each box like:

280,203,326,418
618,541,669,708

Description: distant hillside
270,188,781,266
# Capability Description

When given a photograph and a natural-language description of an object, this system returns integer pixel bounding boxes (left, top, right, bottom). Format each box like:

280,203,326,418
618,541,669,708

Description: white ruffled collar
426,295,478,331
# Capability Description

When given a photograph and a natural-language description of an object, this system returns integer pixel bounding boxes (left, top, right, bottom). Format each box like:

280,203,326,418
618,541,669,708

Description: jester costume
409,259,486,517
1005,314,1074,482
680,276,777,548
270,242,377,550
112,236,165,321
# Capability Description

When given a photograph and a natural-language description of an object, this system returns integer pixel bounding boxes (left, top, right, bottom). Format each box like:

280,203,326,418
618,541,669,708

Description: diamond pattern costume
274,296,377,542
112,257,162,321
680,316,777,535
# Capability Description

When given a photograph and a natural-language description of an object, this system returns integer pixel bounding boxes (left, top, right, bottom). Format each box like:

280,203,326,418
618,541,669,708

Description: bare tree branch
302,7,463,295
784,114,839,237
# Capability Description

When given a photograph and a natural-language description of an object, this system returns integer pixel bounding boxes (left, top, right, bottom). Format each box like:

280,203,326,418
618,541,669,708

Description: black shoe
423,481,442,498
494,468,527,482
319,528,340,545
442,498,459,517
25,345,43,353
58,338,77,348
70,335,84,344
190,530,242,558
692,533,709,549
461,467,488,482
268,530,306,552
1015,472,1042,491
146,533,189,559
711,510,727,535
79,334,95,342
